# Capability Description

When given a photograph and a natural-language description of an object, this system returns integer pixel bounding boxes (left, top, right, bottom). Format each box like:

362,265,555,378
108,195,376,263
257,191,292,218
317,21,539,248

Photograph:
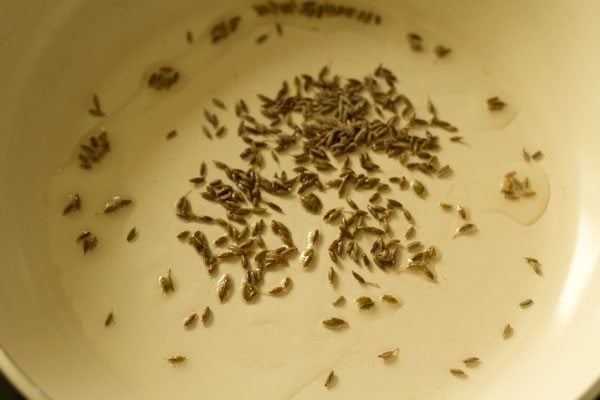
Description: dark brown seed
300,192,322,213
487,96,506,111
166,355,187,364
453,223,476,238
159,270,175,293
411,180,425,196
450,136,463,143
265,201,283,213
434,45,452,58
440,202,453,210
126,227,137,242
532,150,543,160
351,271,380,288
204,110,219,129
346,197,358,210
324,370,335,388
104,311,114,327
378,347,399,359
76,231,91,242
450,368,467,377
88,94,105,117
369,192,381,203
63,193,81,215
212,98,226,110
183,313,198,330
166,130,178,140
189,177,206,184
463,357,480,366
299,247,314,268
502,324,513,339
519,299,534,308
354,296,375,310
328,267,336,286
256,34,269,44
201,307,212,326
103,196,133,214
186,30,193,43
177,231,191,241
457,205,467,219
216,273,231,302
381,294,400,305
276,23,283,36
407,33,423,51
322,317,349,329
332,296,345,306
525,257,542,276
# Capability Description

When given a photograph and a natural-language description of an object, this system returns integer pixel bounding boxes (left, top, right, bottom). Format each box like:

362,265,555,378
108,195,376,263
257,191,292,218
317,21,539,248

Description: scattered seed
411,180,425,196
104,311,114,327
276,23,283,36
166,130,178,140
212,98,226,110
166,355,187,365
463,357,480,366
456,205,467,219
63,193,81,215
103,196,133,214
186,30,193,43
519,299,534,308
453,223,476,238
354,296,375,310
177,231,191,241
450,368,467,377
405,226,416,240
300,192,323,213
183,313,198,330
351,271,380,288
76,231,98,254
256,34,269,44
346,197,358,210
201,307,212,325
299,247,315,268
502,323,513,339
407,241,423,252
525,257,542,276
324,370,335,388
434,45,451,58
487,96,506,111
522,148,530,162
217,274,231,302
407,33,423,51
126,227,137,242
88,94,105,117
381,294,400,305
532,150,543,160
322,317,349,329
440,202,453,210
332,296,346,306
328,267,336,286
378,347,399,359
159,269,175,294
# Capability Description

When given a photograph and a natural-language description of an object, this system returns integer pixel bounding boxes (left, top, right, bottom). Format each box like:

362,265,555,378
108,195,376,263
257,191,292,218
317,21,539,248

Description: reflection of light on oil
555,216,598,326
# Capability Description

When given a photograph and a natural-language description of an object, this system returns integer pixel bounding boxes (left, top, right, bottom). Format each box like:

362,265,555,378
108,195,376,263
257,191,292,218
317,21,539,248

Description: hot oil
45,4,549,399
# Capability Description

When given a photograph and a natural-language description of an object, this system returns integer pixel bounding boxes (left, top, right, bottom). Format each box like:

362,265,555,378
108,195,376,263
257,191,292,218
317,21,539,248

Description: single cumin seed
502,324,513,339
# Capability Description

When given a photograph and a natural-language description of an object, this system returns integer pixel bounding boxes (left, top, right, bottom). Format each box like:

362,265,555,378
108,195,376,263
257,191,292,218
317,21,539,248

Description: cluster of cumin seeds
171,63,466,309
